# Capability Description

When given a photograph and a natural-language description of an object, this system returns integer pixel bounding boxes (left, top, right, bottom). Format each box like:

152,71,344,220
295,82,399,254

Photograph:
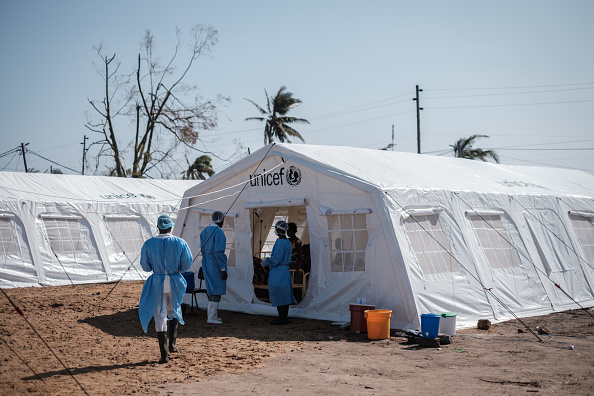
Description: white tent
175,143,594,330
0,171,196,288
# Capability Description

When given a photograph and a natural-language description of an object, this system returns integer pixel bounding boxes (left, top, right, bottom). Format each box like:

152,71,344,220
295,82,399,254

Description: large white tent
0,171,196,288
176,143,594,330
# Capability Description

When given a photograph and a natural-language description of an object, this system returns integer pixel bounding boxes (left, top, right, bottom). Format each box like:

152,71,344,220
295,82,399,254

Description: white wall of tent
0,172,196,288
175,144,594,330
1,143,593,332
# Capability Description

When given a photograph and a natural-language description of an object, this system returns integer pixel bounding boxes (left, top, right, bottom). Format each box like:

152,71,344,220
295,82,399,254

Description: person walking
200,211,228,325
265,220,297,325
139,214,192,364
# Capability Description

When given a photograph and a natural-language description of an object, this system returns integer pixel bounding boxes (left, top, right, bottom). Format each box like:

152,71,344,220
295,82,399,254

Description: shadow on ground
80,308,390,344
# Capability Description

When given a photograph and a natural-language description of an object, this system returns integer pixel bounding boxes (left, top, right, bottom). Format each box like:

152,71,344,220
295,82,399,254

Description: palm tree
183,155,215,180
245,86,310,144
450,134,500,163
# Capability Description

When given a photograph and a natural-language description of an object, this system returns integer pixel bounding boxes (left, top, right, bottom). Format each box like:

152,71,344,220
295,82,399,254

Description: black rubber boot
157,332,169,364
168,319,179,353
271,305,289,325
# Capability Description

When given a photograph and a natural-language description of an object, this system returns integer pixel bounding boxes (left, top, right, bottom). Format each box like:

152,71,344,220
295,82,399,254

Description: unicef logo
286,166,302,186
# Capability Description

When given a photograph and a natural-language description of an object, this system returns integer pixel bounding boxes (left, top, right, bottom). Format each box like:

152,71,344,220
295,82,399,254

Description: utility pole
412,85,423,154
20,143,29,172
391,124,395,151
81,135,88,175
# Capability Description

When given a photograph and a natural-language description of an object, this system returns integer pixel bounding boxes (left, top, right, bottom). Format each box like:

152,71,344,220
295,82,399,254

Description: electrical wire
497,155,593,172
0,151,20,171
426,82,594,91
423,86,594,99
426,98,594,109
24,148,81,174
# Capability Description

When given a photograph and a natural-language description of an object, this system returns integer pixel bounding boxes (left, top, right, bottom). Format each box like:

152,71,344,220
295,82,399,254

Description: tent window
328,214,367,272
105,218,146,256
196,214,235,267
43,218,96,259
569,213,594,263
468,214,520,270
404,214,460,275
0,218,19,257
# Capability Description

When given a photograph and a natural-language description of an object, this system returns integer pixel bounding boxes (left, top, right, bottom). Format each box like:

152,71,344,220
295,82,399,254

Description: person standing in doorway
139,214,192,364
287,222,303,271
200,211,228,325
265,220,297,325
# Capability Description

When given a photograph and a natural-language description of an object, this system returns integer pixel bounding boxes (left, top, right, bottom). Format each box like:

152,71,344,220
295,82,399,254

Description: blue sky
1,1,593,176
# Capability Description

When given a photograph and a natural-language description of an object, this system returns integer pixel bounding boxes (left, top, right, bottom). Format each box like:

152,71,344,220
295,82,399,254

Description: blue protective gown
200,224,227,296
265,238,297,307
138,234,193,333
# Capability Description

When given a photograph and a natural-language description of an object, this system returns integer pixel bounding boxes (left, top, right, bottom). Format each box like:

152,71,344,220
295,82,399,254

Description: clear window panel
0,218,18,256
354,252,366,271
468,214,521,270
327,215,340,231
341,230,355,251
353,214,366,229
353,230,368,251
331,252,344,272
327,214,369,273
404,214,458,275
105,218,145,255
339,214,353,229
569,214,594,263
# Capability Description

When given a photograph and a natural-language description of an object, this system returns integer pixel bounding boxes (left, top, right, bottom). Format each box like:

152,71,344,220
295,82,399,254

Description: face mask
274,229,285,236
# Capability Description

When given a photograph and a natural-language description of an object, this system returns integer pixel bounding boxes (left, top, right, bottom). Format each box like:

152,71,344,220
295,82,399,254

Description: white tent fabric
175,143,594,330
0,171,197,288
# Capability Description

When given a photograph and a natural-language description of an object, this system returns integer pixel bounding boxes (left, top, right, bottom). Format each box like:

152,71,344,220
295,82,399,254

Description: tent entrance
250,206,310,304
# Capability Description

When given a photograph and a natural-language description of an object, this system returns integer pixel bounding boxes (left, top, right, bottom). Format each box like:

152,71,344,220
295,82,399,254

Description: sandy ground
1,281,593,395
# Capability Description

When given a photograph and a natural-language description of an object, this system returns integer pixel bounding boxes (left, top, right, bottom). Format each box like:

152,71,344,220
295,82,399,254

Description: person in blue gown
200,211,228,324
139,214,192,364
265,220,297,325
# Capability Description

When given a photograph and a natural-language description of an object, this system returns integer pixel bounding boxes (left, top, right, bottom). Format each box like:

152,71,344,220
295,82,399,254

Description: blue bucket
420,313,441,338
182,272,195,292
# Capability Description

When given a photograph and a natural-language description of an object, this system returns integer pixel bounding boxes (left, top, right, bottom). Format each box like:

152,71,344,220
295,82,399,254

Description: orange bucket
364,309,392,340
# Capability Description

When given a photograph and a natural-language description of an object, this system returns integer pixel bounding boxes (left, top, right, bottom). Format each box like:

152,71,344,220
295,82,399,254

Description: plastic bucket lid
440,312,457,317
421,313,441,318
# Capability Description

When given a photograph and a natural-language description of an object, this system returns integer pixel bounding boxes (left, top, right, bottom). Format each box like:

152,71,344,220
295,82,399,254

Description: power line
426,82,594,91
24,148,81,174
423,86,594,99
498,155,593,171
426,98,594,109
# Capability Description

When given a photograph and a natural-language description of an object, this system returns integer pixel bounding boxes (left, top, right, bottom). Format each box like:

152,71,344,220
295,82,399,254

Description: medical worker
265,220,297,325
200,211,228,325
139,214,192,364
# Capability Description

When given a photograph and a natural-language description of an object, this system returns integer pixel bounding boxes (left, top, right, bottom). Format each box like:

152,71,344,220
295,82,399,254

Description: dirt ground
1,281,593,396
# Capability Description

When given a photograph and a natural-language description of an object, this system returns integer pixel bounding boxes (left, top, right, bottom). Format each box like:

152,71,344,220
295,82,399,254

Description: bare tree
86,26,229,178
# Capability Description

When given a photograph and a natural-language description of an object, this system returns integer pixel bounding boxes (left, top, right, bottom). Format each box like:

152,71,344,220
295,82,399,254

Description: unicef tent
175,143,594,330
0,171,196,288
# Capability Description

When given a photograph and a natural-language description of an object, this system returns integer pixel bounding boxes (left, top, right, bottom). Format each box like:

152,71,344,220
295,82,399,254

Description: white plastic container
439,312,457,335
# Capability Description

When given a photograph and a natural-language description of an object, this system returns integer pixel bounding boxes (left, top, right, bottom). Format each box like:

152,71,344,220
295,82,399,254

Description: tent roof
198,143,593,197
0,171,198,203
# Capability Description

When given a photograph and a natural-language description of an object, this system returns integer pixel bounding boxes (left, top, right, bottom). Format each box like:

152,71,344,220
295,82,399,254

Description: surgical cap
212,211,225,223
275,220,288,232
157,214,175,230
